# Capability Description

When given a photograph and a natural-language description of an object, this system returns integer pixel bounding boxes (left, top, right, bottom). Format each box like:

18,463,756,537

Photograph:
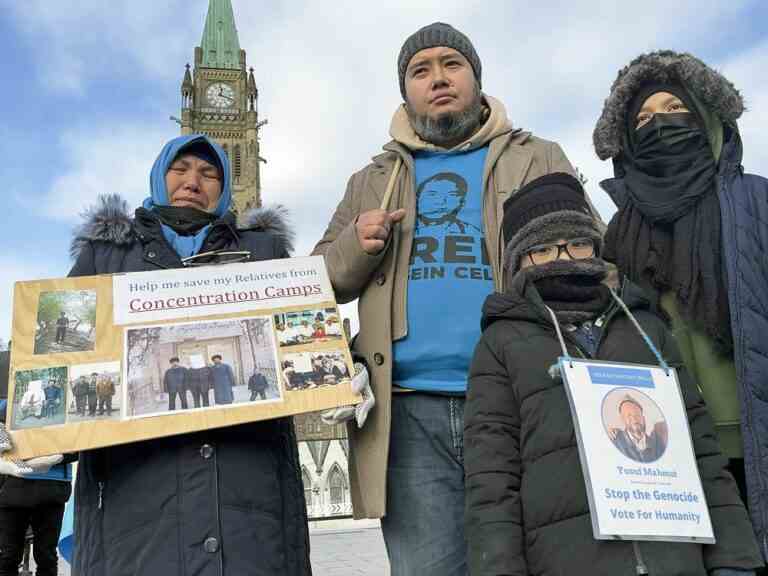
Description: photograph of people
607,393,667,463
210,354,235,405
33,290,97,355
163,356,189,411
11,367,68,429
464,173,761,575
67,362,122,422
125,316,278,417
281,352,351,391
274,307,343,348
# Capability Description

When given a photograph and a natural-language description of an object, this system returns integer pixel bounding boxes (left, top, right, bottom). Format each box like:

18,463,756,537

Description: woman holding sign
594,51,768,562
464,173,761,575
4,135,310,576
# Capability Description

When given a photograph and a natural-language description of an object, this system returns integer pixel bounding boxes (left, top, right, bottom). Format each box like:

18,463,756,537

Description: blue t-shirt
392,146,493,394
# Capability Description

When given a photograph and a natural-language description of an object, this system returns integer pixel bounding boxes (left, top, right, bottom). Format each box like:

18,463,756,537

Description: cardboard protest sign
5,256,359,460
560,359,714,543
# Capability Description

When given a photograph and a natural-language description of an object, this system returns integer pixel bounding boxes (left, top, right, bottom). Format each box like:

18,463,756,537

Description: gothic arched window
233,144,242,181
328,464,348,506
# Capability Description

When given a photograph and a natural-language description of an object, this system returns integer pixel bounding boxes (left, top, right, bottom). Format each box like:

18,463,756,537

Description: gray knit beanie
502,174,603,277
398,22,481,100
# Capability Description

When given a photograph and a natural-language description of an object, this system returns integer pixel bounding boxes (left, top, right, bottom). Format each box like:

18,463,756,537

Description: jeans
381,393,467,576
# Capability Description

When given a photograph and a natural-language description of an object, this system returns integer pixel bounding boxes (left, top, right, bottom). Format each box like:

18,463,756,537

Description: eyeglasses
525,237,596,266
181,250,252,267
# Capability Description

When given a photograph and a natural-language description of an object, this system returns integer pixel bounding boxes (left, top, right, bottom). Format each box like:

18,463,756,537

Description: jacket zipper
543,295,652,576
633,541,649,575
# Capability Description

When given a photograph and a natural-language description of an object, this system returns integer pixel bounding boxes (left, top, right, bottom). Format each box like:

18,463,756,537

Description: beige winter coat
312,96,577,518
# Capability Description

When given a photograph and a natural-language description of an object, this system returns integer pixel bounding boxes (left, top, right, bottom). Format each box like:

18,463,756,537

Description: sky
0,0,767,344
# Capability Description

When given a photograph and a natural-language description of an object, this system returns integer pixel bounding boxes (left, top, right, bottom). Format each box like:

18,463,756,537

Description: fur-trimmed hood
593,50,744,160
70,193,295,260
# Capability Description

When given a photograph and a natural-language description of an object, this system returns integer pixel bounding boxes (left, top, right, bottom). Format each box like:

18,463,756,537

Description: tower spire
200,0,241,70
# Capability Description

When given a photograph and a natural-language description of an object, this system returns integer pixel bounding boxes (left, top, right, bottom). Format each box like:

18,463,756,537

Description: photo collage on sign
274,307,351,392
11,287,286,428
10,289,117,431
123,315,281,419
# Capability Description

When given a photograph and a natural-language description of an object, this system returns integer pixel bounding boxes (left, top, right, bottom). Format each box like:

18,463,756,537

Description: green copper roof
200,0,241,70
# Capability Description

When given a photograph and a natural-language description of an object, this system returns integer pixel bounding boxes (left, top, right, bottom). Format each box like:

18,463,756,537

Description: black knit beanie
398,22,481,100
501,173,603,276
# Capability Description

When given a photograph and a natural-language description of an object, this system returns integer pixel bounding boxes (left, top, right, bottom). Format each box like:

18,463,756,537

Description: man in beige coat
313,22,578,575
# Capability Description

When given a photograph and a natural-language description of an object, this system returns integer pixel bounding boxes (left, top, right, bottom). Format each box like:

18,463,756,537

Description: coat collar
70,194,295,260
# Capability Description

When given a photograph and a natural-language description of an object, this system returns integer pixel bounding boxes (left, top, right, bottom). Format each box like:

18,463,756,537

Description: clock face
206,83,235,108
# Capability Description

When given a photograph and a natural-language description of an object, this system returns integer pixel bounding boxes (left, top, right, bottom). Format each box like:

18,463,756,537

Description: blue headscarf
142,134,232,258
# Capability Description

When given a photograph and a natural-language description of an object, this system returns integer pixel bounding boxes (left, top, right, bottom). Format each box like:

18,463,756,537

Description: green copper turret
200,0,242,70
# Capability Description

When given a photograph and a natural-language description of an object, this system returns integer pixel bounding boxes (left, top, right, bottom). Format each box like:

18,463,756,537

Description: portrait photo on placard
67,361,121,423
10,366,68,430
124,316,280,418
274,307,343,348
34,289,97,355
602,388,668,464
281,350,350,392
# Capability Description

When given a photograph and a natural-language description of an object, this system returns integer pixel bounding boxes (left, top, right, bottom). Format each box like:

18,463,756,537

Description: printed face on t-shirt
416,173,469,230
418,177,465,220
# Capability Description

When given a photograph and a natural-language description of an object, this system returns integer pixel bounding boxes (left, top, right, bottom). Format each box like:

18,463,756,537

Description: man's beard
407,88,485,148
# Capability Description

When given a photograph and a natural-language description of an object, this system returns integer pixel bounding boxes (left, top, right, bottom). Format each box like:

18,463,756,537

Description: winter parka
68,195,311,576
465,280,763,576
602,128,768,558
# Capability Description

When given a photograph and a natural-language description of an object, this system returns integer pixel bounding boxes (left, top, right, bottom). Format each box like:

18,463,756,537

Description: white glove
321,363,375,429
0,423,64,478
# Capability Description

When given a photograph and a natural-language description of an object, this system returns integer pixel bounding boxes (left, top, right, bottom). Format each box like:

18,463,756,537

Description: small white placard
560,358,714,543
112,256,332,325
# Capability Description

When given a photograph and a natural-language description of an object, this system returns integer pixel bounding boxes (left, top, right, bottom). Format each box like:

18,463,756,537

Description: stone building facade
179,0,264,216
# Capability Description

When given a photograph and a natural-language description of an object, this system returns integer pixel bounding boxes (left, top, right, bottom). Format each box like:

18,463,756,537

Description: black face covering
152,205,218,236
624,113,717,224
604,84,732,355
515,259,613,324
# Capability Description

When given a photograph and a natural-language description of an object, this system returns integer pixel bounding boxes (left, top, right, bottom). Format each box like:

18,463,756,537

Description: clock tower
179,0,264,216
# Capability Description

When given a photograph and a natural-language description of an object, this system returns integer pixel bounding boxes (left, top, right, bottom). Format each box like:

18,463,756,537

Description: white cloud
7,0,205,94
36,124,176,221
721,39,768,175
